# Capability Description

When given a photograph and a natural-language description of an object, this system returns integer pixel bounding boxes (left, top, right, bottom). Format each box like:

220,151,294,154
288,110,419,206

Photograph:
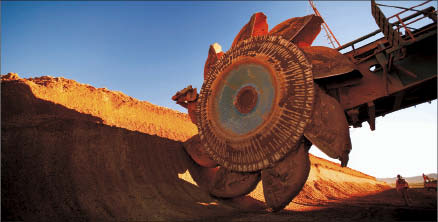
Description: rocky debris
2,73,390,221
2,72,20,80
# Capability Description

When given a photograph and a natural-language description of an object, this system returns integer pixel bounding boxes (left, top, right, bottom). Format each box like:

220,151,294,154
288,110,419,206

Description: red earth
2,73,436,221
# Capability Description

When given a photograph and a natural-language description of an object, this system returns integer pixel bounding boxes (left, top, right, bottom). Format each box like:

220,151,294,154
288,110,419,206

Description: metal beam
393,64,418,78
337,7,436,51
367,102,376,131
393,91,406,110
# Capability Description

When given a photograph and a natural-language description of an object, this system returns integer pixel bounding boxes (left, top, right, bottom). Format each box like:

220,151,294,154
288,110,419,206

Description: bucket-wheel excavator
172,0,437,211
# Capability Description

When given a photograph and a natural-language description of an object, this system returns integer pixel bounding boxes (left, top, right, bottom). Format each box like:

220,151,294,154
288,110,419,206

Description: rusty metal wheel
174,12,352,210
261,138,311,211
197,35,314,172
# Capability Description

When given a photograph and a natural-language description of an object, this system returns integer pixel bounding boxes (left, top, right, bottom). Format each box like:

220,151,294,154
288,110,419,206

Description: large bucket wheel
192,35,316,209
173,12,352,211
197,35,314,172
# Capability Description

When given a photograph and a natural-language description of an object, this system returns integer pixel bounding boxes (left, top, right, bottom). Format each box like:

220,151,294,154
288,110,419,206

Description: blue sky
2,1,436,178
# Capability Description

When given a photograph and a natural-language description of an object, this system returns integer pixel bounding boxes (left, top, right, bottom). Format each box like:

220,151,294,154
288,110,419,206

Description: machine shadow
223,188,437,222
1,80,245,221
4,80,435,221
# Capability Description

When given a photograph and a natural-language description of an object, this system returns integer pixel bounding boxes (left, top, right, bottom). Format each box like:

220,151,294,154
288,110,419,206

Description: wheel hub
234,85,258,114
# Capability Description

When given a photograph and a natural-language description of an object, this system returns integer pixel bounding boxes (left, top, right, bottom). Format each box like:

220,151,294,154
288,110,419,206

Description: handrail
385,0,432,20
371,0,403,47
337,29,380,51
337,6,436,52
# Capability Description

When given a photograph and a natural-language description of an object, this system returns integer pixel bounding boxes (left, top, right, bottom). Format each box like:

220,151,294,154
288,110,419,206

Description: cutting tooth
204,43,224,80
269,14,323,48
183,134,218,168
211,43,222,54
304,85,352,167
187,100,199,125
300,46,355,80
209,167,260,198
231,12,268,49
187,166,219,192
261,138,311,211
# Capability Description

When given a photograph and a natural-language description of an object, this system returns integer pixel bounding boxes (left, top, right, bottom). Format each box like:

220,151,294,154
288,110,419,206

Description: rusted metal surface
209,167,261,198
172,1,437,211
304,85,351,167
188,166,219,193
204,43,224,80
371,0,403,47
367,102,376,131
183,135,218,168
231,12,268,48
337,6,436,52
301,46,356,79
171,85,197,106
337,1,437,128
197,35,314,172
261,138,311,211
269,14,323,48
171,85,199,124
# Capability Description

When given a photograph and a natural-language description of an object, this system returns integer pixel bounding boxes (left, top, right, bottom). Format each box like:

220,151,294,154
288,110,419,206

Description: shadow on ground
214,188,437,222
2,79,436,222
2,81,245,221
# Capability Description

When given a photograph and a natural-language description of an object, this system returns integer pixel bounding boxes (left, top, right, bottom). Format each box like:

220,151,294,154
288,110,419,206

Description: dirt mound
1,73,197,142
1,74,390,221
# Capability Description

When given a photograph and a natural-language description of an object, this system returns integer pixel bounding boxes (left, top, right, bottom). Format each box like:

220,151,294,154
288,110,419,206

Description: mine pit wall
1,74,389,221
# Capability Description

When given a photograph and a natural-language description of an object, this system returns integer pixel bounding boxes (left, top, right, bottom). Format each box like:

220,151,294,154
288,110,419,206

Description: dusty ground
1,74,436,221
215,188,437,222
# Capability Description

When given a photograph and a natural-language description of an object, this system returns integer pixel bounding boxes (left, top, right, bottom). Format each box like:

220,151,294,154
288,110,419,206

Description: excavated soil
2,73,436,221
